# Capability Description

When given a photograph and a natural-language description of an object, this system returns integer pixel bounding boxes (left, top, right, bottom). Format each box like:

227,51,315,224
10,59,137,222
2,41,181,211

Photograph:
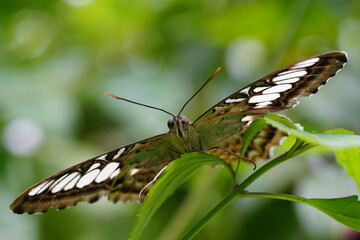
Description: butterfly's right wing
10,133,181,214
195,51,347,124
195,51,347,161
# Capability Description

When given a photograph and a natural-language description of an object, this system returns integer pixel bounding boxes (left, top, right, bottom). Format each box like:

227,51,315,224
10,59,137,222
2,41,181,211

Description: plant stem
180,191,237,240
180,139,304,240
237,192,308,205
236,139,303,192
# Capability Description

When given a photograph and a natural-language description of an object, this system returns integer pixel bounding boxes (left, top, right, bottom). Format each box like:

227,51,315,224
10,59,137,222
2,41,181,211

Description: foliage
2,1,360,240
131,115,360,239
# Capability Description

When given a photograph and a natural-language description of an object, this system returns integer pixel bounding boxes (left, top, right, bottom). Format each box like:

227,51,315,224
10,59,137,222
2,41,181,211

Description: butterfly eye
178,115,190,125
167,117,174,129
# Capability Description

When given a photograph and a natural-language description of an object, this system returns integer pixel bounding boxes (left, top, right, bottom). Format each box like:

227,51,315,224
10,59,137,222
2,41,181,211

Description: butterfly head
167,115,192,138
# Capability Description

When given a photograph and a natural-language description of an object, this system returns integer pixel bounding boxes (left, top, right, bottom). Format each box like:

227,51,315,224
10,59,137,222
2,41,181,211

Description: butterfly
10,51,347,214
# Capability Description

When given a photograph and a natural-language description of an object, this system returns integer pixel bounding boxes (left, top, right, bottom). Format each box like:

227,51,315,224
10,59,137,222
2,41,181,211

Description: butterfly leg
138,165,168,202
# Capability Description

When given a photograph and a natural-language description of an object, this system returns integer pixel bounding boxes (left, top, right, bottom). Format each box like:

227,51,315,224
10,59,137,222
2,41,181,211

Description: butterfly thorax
167,115,201,152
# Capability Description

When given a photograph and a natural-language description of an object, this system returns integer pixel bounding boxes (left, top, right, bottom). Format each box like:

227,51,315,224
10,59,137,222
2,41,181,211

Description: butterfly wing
10,51,348,214
201,116,286,161
195,51,347,160
10,133,181,214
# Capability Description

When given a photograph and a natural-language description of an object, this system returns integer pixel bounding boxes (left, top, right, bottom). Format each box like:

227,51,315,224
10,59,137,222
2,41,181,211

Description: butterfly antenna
178,67,222,115
104,92,176,117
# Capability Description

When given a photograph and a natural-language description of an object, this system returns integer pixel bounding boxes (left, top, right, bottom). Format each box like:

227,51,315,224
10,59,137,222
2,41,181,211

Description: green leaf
324,128,355,135
241,117,267,156
308,196,360,231
239,192,360,232
265,117,360,189
335,147,360,190
265,114,300,129
324,129,360,191
264,116,360,149
241,114,299,157
129,152,234,240
181,140,305,240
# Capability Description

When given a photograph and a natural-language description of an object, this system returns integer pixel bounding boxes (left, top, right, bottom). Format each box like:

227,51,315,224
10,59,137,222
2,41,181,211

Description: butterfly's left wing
10,133,181,214
195,51,347,161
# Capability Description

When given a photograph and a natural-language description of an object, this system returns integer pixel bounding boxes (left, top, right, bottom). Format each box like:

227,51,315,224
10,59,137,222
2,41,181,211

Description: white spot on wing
113,148,125,160
129,168,140,176
96,155,107,161
263,84,292,94
248,93,280,103
63,173,80,191
51,172,79,193
225,98,245,103
239,87,250,95
87,163,101,172
273,70,307,81
274,78,300,84
95,162,120,183
37,180,55,194
241,115,260,124
334,69,341,75
269,145,276,157
291,57,319,69
76,169,101,188
49,174,69,191
253,87,268,93
254,101,273,108
110,168,121,179
28,181,48,196
290,100,300,109
277,69,298,76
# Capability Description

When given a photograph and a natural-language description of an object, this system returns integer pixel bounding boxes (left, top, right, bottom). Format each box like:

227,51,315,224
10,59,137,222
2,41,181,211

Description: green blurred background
1,0,360,239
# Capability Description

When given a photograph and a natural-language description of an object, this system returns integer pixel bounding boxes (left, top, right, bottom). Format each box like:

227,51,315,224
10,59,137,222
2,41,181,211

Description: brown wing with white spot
195,51,347,124
10,133,178,214
196,51,347,161
197,112,286,161
206,124,286,162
